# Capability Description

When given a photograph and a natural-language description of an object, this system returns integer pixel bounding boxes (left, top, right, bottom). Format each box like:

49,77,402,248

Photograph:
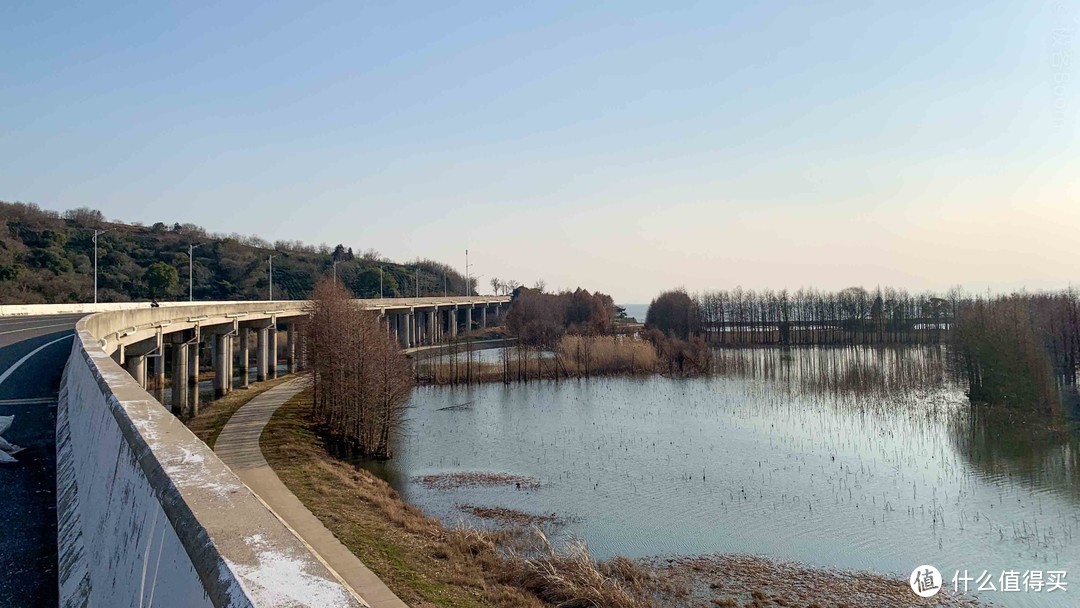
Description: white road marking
0,322,74,336
0,334,75,389
0,315,82,328
0,397,57,405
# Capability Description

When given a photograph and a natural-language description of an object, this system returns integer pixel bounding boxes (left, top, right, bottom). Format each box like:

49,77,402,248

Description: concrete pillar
450,308,458,338
257,327,269,382
400,312,412,348
214,334,228,398
153,351,165,392
188,339,200,386
465,306,472,333
427,310,437,345
481,306,488,329
269,327,279,379
239,329,250,388
493,305,500,321
171,340,188,416
125,355,146,388
287,323,297,374
224,334,233,394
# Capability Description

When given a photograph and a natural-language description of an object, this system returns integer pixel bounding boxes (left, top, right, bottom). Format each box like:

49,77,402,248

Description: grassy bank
184,375,294,447
261,388,985,608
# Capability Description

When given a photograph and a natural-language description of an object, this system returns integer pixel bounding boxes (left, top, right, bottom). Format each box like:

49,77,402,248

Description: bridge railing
58,303,367,608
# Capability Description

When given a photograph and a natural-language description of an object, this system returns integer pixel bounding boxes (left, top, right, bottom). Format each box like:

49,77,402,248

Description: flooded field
367,346,1080,607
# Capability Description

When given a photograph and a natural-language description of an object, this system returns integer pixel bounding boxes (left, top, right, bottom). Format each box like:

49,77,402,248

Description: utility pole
268,254,278,301
379,266,384,299
443,273,447,297
415,268,419,298
92,228,112,304
187,243,203,302
333,260,339,283
465,249,469,297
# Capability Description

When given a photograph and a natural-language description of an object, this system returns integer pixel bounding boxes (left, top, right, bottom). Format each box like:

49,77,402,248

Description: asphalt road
0,314,83,608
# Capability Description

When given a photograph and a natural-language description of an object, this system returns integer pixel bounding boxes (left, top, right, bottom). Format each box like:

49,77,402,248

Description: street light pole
268,254,278,301
415,268,419,298
379,266,383,299
92,228,112,304
187,243,203,302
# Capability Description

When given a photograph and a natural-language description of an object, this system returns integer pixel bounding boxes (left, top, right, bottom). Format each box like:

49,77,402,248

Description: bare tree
305,278,413,458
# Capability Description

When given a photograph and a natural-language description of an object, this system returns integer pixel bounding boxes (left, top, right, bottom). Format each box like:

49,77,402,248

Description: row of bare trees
648,286,960,345
953,291,1080,412
646,285,1080,413
304,279,413,459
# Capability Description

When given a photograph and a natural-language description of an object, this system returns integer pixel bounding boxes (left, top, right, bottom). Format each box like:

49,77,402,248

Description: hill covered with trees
0,200,475,304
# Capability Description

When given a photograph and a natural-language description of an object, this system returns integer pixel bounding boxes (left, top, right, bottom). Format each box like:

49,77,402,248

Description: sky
2,1,1077,303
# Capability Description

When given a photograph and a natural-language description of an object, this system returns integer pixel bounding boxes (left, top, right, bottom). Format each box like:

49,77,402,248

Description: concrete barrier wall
57,308,368,608
1,296,511,318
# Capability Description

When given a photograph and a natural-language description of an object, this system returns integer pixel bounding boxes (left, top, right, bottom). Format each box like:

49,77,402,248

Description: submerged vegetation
954,292,1079,414
269,387,989,608
642,286,1080,420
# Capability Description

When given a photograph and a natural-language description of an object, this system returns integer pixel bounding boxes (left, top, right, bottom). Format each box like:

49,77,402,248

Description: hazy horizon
3,2,1076,303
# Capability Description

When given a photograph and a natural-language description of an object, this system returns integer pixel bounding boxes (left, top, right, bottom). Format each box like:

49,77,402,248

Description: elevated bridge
0,296,509,608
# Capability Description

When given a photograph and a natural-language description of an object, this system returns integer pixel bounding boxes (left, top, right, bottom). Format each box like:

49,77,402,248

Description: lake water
619,303,648,323
368,346,1080,607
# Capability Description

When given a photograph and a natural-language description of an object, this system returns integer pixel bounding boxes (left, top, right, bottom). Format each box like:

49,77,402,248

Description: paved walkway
215,378,408,608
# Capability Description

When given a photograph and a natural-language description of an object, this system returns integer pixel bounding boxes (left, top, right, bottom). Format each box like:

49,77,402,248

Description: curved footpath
215,378,408,608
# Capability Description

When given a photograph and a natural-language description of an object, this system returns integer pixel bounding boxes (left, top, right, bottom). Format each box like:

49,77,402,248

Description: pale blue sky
2,1,1076,302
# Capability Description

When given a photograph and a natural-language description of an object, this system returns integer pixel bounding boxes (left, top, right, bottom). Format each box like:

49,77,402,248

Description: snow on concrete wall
57,312,368,608
57,348,217,608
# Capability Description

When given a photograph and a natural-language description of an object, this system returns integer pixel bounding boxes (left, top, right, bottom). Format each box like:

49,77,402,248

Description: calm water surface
369,347,1080,608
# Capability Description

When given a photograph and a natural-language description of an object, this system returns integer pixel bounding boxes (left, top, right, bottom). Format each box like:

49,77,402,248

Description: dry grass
417,472,541,490
420,335,659,385
183,375,294,448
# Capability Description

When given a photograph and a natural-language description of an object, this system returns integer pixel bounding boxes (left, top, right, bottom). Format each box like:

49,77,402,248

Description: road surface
0,314,83,608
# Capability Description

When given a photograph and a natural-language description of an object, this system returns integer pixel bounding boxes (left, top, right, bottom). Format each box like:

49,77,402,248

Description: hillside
0,201,474,304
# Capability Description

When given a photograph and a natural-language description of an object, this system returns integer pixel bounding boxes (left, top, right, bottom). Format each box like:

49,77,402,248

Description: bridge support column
171,338,188,416
269,327,279,379
214,334,228,398
287,323,297,373
428,311,437,345
450,308,458,338
188,338,200,387
257,327,269,382
464,306,472,333
224,334,233,394
125,355,146,389
400,312,412,348
152,350,165,391
480,306,487,329
239,328,250,388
